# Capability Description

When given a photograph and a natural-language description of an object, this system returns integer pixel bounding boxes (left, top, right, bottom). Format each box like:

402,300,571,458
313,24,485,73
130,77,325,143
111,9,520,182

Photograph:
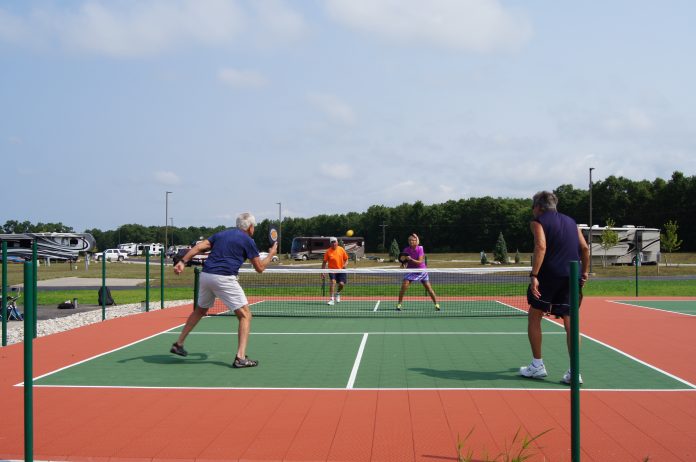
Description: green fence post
193,267,200,311
145,248,150,312
101,251,106,321
32,240,38,339
2,241,7,347
160,251,165,309
23,260,35,462
569,261,581,462
635,256,640,297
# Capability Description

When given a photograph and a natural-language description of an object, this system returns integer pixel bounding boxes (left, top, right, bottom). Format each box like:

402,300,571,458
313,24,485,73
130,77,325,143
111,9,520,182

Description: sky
1,0,695,232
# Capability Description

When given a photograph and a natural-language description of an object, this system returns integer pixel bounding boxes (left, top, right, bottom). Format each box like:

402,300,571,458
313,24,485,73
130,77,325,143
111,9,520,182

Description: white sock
532,358,544,367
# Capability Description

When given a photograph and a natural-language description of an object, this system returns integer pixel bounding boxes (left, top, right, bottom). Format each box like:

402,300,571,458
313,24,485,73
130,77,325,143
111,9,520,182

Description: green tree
480,251,488,265
493,232,509,264
660,220,683,266
514,249,521,264
600,218,619,267
389,238,400,262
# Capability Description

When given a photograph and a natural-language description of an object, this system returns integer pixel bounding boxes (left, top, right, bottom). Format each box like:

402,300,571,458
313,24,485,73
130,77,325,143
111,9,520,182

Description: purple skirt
404,272,429,282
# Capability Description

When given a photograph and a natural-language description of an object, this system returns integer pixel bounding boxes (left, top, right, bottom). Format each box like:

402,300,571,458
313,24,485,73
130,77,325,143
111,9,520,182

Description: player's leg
172,273,215,355
527,307,544,359
397,279,410,304
235,305,253,360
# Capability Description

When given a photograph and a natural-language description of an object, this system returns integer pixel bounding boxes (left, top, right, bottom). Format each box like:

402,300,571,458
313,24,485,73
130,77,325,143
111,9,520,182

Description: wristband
529,273,538,278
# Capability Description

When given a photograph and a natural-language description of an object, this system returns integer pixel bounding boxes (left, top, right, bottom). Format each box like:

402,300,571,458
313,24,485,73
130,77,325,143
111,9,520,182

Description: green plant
514,249,521,264
600,218,619,267
389,238,400,262
493,232,509,264
480,251,488,265
660,220,683,266
456,427,552,462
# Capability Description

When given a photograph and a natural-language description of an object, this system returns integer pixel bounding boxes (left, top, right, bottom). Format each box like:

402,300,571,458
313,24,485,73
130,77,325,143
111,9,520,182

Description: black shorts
329,273,347,284
527,277,583,317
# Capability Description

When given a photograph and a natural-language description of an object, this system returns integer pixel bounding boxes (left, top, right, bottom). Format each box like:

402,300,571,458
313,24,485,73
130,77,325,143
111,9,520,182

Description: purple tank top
535,211,580,278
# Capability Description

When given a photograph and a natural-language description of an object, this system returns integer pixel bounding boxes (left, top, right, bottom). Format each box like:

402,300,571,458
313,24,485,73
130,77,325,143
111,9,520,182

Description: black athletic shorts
527,276,583,317
329,272,347,284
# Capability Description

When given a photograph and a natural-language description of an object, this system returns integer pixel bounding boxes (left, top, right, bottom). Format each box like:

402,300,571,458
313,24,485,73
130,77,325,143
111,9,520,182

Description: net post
160,251,165,309
32,239,38,339
2,240,7,346
569,261,581,462
101,251,106,321
23,260,35,462
635,256,639,297
145,247,150,312
193,266,200,310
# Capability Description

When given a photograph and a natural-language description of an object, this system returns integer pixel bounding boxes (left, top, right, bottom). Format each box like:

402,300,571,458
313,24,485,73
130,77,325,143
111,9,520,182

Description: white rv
579,225,660,265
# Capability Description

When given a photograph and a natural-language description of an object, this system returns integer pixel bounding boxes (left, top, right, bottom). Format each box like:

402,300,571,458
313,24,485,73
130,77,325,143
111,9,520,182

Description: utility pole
165,191,172,256
589,168,594,273
276,202,282,255
379,222,388,251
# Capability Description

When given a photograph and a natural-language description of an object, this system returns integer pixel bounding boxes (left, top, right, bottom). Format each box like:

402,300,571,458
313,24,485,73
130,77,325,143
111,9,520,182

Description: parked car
94,249,129,262
258,252,280,263
172,247,209,266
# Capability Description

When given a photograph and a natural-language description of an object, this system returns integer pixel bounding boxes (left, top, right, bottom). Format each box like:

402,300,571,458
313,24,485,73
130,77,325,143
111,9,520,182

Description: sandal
233,356,259,368
170,342,188,357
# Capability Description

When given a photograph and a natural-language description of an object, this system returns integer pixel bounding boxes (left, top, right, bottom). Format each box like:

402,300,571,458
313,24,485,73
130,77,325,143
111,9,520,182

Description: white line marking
608,299,696,317
162,331,565,335
346,333,368,389
373,300,381,312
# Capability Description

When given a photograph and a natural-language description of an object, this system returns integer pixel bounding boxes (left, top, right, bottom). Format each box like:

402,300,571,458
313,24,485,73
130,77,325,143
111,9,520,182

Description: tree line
3,171,694,253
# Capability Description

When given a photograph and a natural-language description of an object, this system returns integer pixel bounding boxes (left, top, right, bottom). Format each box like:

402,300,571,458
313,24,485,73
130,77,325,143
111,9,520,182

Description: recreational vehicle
0,233,96,261
291,236,365,260
579,225,660,265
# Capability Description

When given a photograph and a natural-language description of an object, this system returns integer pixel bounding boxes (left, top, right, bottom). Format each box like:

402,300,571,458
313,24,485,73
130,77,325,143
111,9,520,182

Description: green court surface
616,300,696,316
32,316,693,390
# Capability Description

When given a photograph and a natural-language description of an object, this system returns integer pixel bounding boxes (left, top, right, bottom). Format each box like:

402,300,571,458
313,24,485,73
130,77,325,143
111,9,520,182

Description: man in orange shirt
321,237,349,305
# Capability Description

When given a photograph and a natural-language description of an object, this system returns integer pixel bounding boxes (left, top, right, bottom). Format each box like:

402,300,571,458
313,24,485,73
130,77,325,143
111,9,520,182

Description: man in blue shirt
170,212,278,368
520,191,590,384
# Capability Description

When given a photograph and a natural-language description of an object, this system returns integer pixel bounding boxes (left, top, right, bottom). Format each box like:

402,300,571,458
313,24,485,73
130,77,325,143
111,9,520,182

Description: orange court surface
1,297,695,462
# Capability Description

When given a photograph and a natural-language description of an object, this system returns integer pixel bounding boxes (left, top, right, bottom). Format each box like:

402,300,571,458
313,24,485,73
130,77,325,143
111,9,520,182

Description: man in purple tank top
519,191,590,384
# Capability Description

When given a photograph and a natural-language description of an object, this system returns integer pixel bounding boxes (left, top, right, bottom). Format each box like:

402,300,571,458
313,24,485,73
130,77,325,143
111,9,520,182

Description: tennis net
200,267,531,317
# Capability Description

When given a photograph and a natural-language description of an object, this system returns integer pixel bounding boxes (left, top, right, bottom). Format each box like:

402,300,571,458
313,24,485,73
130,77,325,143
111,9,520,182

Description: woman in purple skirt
396,234,440,311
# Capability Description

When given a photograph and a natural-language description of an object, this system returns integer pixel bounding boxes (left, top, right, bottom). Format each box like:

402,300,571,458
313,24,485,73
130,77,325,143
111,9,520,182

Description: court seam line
607,299,696,317
27,384,696,392
373,300,380,312
346,333,368,389
541,317,696,389
162,331,565,335
14,323,185,387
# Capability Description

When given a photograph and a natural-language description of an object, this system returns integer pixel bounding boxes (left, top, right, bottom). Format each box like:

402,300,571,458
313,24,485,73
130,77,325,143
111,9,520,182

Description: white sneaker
327,299,335,306
336,294,341,303
562,369,583,384
519,363,548,379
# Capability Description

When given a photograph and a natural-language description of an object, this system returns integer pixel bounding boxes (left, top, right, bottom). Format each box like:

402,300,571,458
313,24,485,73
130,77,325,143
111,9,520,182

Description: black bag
98,286,115,306
57,301,75,309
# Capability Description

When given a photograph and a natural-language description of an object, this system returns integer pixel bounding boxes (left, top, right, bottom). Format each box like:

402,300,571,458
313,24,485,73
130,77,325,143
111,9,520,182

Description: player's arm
577,227,590,285
321,254,328,278
529,221,546,297
173,240,211,274
250,242,278,273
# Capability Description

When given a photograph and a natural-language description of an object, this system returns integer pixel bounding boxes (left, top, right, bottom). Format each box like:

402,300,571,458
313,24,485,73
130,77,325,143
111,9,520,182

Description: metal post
101,250,106,321
380,222,388,251
2,241,7,346
276,202,282,255
193,267,201,310
32,240,38,339
165,191,172,254
569,261,581,462
635,256,640,297
160,251,165,309
170,218,174,245
588,167,594,274
23,260,35,462
145,247,150,312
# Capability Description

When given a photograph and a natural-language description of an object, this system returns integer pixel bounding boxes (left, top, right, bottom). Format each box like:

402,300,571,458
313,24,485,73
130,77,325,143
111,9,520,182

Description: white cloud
250,0,307,45
602,108,655,134
320,163,354,180
218,68,268,88
308,93,356,125
154,171,181,185
325,0,531,52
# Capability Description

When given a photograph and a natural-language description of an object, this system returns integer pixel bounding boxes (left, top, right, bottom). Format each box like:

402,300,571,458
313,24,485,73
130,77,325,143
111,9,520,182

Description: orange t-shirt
323,246,348,269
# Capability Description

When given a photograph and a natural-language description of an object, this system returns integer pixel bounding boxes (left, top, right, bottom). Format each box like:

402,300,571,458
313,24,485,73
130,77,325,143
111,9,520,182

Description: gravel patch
3,300,192,346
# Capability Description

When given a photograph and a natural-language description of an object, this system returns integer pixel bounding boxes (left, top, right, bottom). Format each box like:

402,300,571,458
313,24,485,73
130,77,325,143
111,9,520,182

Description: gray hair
532,191,558,212
236,212,256,230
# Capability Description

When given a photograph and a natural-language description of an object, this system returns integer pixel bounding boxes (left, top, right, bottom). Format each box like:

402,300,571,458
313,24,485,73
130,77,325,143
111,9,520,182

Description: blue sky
2,0,694,232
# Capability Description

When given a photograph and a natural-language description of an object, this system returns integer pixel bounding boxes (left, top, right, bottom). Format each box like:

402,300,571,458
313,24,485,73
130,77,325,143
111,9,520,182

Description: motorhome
118,243,139,255
578,225,660,265
0,232,96,261
291,236,365,260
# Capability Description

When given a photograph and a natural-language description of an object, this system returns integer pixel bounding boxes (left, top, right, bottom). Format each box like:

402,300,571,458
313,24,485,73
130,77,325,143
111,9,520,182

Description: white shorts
198,271,248,311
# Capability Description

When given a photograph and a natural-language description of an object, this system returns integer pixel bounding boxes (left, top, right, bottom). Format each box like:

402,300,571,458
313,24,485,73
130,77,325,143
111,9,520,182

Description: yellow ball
346,229,354,237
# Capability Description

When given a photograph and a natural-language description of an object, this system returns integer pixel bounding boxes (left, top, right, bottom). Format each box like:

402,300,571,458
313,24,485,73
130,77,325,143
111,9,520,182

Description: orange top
323,246,348,269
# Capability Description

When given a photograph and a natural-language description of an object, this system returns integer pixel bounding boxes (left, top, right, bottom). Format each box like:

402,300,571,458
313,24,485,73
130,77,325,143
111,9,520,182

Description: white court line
373,300,381,312
608,299,696,317
540,316,696,389
14,323,186,387
162,331,565,335
346,333,368,389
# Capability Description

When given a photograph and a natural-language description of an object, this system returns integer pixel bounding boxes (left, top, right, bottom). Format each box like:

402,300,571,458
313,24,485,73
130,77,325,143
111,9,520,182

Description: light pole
276,202,282,255
165,191,172,255
170,218,174,245
379,222,388,251
589,168,594,273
